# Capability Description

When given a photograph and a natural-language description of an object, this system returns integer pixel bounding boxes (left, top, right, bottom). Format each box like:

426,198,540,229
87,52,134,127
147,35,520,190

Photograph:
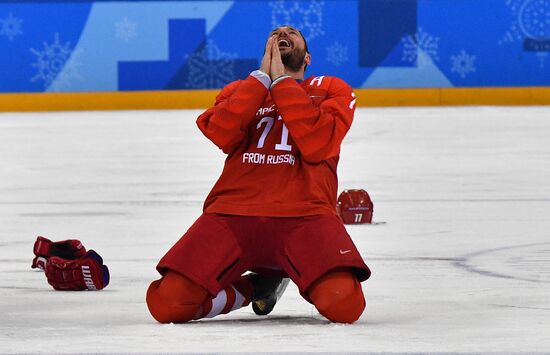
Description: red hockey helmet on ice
337,189,373,224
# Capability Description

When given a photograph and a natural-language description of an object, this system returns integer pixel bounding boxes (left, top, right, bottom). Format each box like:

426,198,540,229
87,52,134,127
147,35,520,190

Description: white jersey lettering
256,105,276,116
349,92,357,109
81,265,97,290
309,76,325,87
242,152,265,164
243,153,295,166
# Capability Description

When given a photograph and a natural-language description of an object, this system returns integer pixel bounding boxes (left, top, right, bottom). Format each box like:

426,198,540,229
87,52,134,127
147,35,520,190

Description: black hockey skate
247,273,290,316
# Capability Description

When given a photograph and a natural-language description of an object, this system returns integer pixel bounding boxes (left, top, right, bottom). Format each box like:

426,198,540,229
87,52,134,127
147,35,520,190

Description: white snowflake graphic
500,0,525,44
30,33,82,91
326,41,348,67
269,1,325,40
401,28,440,67
451,50,476,78
186,40,236,89
115,17,137,42
0,12,23,41
501,0,550,43
500,0,550,67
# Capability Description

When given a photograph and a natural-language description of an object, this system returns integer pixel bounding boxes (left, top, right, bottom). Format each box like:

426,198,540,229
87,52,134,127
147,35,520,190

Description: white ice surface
1,106,549,353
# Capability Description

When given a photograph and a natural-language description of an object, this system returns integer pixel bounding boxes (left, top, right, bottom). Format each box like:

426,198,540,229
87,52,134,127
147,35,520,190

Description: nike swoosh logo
340,249,352,255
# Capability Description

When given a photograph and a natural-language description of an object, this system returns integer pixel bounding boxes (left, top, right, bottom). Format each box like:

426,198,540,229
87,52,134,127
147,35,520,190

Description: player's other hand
45,250,110,291
31,236,87,270
270,36,285,80
260,35,276,75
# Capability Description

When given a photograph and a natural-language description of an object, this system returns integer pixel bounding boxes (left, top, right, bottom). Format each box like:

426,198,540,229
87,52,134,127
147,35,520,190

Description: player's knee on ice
308,270,365,324
146,271,209,323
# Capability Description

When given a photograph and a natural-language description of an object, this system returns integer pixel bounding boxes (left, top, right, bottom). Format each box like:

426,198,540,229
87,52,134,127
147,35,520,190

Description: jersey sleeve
270,76,356,163
196,75,269,154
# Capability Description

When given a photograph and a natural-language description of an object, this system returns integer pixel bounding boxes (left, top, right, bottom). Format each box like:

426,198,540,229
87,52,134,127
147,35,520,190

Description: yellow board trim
1,87,549,112
357,87,550,106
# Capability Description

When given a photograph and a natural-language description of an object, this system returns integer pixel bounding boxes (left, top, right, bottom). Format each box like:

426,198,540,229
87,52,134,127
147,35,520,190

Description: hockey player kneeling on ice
146,25,371,324
32,236,110,291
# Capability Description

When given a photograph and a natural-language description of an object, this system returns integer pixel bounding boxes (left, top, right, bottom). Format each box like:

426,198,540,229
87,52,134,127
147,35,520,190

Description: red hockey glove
45,250,110,291
31,236,87,270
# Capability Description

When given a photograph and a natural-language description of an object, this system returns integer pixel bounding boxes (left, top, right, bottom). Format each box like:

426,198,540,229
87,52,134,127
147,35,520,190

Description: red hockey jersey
196,74,357,217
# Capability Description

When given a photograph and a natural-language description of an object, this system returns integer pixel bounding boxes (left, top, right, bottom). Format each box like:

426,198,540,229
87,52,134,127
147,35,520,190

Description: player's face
269,26,310,72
